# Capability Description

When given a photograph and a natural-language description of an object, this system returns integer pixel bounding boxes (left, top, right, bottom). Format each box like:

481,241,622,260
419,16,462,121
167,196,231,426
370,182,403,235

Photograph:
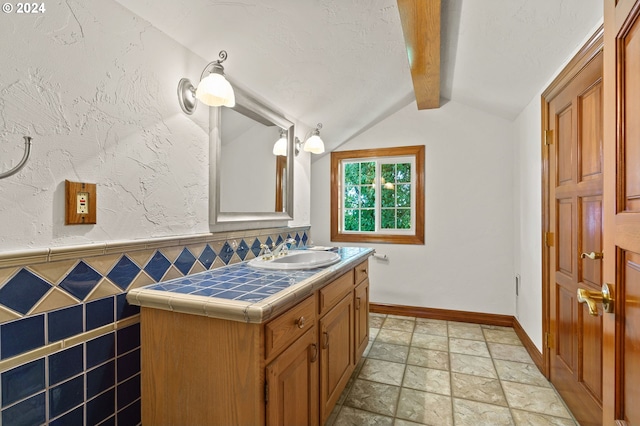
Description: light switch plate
65,180,96,225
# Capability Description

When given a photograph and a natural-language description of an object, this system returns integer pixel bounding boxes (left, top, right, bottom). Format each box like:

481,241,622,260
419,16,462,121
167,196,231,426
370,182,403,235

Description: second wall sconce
273,129,288,156
295,123,325,156
178,50,236,115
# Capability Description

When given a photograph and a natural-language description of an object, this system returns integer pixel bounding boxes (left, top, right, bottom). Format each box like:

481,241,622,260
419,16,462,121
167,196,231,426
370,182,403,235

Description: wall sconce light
177,50,236,115
273,129,288,156
295,123,325,156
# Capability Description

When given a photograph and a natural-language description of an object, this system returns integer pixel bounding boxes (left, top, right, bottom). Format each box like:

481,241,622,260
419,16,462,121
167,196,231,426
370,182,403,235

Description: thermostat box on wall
65,180,97,225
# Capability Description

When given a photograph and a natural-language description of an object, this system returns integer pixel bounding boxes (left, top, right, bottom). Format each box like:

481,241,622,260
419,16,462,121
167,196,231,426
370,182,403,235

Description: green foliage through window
342,159,414,233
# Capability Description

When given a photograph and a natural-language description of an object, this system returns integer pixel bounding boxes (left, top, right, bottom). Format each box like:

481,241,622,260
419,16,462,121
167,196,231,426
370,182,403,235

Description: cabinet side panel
141,308,264,426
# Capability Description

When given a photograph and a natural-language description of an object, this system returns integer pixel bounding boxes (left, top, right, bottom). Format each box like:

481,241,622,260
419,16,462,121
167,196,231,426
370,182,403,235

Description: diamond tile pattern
174,248,196,275
0,269,51,315
236,240,250,260
143,251,171,282
59,261,102,301
0,230,309,320
250,238,262,258
106,256,140,291
218,242,234,265
0,229,309,426
198,245,216,270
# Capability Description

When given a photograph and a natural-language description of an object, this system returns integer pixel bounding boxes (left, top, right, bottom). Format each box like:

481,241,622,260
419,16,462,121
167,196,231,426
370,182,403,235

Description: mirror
209,85,294,230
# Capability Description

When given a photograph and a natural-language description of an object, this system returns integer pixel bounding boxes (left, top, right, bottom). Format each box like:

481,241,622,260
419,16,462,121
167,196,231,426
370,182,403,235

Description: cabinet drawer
265,295,316,361
354,260,369,285
318,270,354,316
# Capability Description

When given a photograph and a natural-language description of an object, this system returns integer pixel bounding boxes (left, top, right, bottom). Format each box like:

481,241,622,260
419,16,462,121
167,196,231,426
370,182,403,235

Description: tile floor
325,313,578,426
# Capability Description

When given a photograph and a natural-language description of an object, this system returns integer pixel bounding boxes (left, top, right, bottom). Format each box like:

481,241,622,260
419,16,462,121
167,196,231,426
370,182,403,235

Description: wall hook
0,136,32,180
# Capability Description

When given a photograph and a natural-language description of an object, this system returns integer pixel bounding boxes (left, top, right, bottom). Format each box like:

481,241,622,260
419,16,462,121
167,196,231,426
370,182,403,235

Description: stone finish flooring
325,313,578,426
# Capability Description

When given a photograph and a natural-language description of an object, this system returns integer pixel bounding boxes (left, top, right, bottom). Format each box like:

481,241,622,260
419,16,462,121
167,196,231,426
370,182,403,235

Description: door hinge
264,382,269,403
545,332,554,349
545,130,554,146
545,232,554,247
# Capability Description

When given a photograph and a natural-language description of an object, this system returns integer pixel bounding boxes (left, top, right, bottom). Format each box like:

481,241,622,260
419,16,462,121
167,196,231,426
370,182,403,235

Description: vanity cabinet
319,292,354,423
139,258,370,426
266,327,319,426
354,278,370,362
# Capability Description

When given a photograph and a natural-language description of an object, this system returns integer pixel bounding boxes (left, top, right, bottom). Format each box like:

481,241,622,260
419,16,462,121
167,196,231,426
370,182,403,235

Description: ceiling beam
397,0,441,110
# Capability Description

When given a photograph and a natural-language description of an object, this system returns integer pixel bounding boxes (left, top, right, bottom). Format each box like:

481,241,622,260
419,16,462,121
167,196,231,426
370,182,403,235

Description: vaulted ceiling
115,0,602,157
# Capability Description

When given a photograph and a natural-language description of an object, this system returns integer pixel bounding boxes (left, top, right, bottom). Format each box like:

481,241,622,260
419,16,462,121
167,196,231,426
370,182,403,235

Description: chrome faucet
272,238,296,257
258,244,274,260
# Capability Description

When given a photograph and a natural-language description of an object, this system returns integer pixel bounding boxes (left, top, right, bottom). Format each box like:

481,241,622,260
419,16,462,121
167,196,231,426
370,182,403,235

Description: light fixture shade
273,136,288,156
303,134,325,154
196,73,235,107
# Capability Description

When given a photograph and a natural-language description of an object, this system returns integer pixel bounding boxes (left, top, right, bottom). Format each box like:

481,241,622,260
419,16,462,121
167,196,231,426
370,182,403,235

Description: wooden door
547,50,604,426
319,293,354,424
354,278,370,363
603,1,640,424
266,328,319,426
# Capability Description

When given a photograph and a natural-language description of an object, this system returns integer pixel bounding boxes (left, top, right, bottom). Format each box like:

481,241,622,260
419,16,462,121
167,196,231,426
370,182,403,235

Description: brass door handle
577,283,614,316
581,251,604,260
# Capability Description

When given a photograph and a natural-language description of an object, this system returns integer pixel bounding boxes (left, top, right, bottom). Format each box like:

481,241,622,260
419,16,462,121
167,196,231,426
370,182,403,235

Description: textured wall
0,0,311,253
311,100,516,316
512,96,543,350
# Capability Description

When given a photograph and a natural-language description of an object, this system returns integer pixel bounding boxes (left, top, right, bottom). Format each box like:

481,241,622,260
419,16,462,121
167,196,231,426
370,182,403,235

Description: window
331,146,425,244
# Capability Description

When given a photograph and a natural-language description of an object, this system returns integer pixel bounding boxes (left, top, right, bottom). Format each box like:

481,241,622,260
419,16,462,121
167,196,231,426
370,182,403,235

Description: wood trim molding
397,0,441,110
275,154,286,212
513,317,544,372
370,303,513,327
540,24,604,379
330,146,425,245
370,303,544,373
540,94,550,378
542,25,604,99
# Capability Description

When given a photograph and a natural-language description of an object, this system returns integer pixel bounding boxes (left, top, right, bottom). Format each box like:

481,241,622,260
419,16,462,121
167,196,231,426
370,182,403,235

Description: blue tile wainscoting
0,226,310,425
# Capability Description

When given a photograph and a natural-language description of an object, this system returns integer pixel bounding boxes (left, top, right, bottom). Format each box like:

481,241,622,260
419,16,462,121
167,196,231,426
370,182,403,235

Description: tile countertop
126,247,373,324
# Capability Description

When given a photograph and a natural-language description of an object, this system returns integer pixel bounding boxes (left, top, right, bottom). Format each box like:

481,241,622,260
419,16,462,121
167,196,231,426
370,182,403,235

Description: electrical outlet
65,180,96,225
77,192,89,214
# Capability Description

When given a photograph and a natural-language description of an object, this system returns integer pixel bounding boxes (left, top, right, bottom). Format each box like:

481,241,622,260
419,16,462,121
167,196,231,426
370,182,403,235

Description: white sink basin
248,250,341,270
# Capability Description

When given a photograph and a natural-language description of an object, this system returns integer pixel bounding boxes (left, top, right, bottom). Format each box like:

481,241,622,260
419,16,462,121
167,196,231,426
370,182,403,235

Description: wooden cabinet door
266,328,319,426
603,1,640,424
354,278,370,363
319,293,354,424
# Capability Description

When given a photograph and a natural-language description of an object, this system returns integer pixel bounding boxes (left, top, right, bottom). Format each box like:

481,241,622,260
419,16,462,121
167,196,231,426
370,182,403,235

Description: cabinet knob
295,316,306,329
